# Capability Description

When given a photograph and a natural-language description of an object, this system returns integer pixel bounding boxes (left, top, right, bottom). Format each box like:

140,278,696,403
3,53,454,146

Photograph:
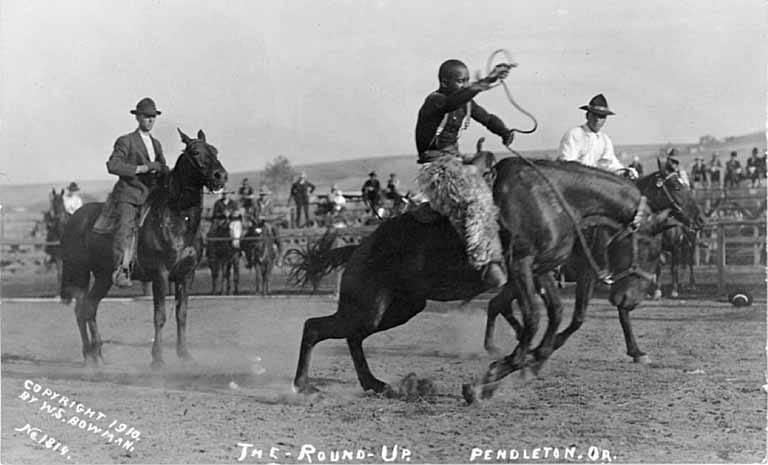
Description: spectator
253,186,274,221
690,157,708,189
62,182,83,215
724,151,742,189
362,171,382,210
746,147,761,187
664,148,690,187
760,150,767,180
708,152,722,188
628,155,644,178
212,191,237,222
238,178,255,213
290,172,315,227
330,185,346,213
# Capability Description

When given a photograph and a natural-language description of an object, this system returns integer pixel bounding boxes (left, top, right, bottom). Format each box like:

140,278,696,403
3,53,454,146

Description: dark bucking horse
60,129,227,366
484,167,703,365
292,158,677,401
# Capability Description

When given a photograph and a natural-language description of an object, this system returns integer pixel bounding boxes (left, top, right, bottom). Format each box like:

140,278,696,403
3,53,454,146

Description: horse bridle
602,224,657,285
655,172,690,225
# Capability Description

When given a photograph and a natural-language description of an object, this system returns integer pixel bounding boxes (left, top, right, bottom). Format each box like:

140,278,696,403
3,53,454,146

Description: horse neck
555,168,640,223
162,157,204,212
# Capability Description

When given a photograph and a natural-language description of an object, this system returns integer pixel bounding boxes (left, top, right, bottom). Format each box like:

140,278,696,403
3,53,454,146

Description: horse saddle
407,203,442,224
92,194,151,234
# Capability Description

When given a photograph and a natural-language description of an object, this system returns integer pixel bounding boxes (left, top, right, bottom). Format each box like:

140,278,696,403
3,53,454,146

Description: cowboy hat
67,182,80,192
130,97,162,116
579,94,615,116
259,186,271,195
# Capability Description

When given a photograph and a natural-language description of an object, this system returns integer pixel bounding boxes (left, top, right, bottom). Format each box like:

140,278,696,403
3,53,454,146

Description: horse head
45,188,69,237
636,170,704,230
174,129,228,195
605,208,681,310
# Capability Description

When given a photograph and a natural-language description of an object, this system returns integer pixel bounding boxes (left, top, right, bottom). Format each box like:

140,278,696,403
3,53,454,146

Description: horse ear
178,128,192,145
197,130,206,142
656,157,663,172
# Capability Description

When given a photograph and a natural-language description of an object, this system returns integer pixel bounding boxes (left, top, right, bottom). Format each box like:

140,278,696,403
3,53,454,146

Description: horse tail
59,203,101,304
287,229,358,291
60,259,89,304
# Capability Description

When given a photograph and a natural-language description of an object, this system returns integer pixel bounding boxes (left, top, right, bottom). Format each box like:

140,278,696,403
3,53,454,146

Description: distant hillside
2,131,764,212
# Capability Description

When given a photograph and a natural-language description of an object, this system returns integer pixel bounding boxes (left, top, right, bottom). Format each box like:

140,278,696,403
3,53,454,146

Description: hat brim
580,105,614,116
130,110,162,116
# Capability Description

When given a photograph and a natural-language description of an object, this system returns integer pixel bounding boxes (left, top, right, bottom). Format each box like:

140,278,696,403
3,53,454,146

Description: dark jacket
290,180,315,203
106,130,166,205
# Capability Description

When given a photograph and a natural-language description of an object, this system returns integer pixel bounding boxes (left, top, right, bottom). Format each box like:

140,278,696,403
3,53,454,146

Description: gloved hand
627,167,639,180
502,130,515,147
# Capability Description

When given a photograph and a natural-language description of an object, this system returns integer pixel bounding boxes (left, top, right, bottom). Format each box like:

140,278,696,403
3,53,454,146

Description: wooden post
716,222,726,295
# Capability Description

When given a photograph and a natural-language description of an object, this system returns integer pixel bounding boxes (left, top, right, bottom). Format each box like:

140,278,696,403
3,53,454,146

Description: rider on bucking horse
104,97,169,288
415,59,515,289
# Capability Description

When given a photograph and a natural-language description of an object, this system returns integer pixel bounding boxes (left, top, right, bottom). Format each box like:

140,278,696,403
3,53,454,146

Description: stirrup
112,268,133,288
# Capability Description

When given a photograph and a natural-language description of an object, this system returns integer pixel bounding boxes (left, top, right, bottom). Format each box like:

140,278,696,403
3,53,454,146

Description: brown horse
483,168,703,366
243,221,281,295
41,188,69,289
60,129,227,366
292,159,678,400
206,215,244,295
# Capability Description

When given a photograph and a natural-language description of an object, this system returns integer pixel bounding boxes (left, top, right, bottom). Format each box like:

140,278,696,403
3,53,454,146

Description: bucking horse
60,129,227,366
483,167,703,366
292,158,687,402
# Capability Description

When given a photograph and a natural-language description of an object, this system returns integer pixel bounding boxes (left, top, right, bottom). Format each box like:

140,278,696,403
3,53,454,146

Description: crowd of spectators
688,147,766,190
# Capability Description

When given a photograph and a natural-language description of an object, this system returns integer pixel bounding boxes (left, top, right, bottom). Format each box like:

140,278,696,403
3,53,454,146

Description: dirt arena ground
1,295,765,464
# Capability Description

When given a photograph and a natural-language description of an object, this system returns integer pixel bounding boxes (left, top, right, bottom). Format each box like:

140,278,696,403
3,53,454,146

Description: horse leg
223,260,232,295
293,313,353,393
233,253,240,295
74,296,93,365
85,274,112,364
254,262,261,295
150,268,169,368
652,261,663,300
55,257,63,294
484,283,521,357
531,272,564,375
618,306,649,364
670,256,679,298
347,336,393,395
466,257,539,403
553,273,595,351
209,262,218,295
175,278,192,361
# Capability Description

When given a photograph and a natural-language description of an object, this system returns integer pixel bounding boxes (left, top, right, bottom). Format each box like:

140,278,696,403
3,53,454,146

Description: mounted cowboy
415,59,516,289
558,94,637,178
103,97,169,287
62,182,83,215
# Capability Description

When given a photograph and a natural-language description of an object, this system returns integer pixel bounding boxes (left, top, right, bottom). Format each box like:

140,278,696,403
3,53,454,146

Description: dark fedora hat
130,97,162,116
67,182,80,192
580,94,615,116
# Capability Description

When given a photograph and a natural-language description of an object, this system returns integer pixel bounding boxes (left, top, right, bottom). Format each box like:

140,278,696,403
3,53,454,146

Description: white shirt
139,130,156,160
331,190,346,206
558,124,624,173
63,192,82,214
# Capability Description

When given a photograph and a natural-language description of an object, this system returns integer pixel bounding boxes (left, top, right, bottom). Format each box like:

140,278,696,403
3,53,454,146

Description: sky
1,0,765,185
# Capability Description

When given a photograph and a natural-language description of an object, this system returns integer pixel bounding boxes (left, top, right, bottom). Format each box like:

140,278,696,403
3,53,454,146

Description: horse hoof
178,351,193,362
634,355,652,365
520,366,537,381
461,383,480,405
150,359,165,370
292,383,319,395
670,290,679,298
652,290,662,300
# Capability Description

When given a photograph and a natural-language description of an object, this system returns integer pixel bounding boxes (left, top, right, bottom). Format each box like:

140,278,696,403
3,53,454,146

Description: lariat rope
484,49,537,134
481,49,645,282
